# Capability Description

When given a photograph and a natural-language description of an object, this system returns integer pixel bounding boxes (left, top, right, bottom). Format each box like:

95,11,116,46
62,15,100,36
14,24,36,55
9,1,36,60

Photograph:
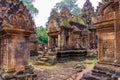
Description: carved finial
49,9,59,20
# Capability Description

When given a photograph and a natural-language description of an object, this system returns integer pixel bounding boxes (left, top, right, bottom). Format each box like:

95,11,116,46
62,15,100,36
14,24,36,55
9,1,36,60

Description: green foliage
72,7,81,15
21,0,38,15
36,26,48,44
62,18,71,28
54,0,81,15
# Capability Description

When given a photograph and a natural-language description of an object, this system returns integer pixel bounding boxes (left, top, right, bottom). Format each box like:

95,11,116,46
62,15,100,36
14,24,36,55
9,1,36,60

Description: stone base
81,63,120,80
0,65,37,80
57,50,87,61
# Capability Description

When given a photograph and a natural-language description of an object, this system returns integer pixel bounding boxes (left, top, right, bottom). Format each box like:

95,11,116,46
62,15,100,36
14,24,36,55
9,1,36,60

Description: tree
36,26,48,44
21,0,38,15
54,0,81,15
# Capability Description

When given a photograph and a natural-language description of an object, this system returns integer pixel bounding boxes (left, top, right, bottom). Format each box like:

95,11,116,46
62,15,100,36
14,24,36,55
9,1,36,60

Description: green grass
83,58,97,68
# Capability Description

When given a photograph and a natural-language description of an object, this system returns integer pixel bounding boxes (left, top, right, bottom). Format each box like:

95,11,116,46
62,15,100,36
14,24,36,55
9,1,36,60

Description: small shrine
47,8,88,50
46,8,89,60
0,0,37,79
81,0,120,80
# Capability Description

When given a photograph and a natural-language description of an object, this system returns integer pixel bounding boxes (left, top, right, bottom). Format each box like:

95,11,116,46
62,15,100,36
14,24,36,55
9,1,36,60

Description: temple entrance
53,36,58,48
50,35,58,49
66,36,69,46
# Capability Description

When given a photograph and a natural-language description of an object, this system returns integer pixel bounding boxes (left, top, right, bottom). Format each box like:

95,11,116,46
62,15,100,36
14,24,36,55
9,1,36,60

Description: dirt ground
33,59,96,80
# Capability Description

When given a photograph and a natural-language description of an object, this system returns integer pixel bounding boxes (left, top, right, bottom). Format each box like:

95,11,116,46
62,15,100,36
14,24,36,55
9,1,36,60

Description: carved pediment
47,20,59,33
94,0,120,24
0,0,35,31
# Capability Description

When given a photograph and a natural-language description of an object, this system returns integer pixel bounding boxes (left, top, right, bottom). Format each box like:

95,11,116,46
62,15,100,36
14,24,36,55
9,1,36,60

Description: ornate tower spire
80,0,94,25
49,9,59,20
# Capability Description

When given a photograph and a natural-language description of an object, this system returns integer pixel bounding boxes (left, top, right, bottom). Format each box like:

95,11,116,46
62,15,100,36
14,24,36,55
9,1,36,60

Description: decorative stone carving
80,0,97,49
81,0,120,80
0,0,37,79
47,7,92,50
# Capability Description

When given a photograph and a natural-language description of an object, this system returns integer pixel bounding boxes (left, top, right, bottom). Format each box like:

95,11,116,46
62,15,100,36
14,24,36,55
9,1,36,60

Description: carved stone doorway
53,36,58,47
102,32,115,62
50,35,58,49
66,36,69,46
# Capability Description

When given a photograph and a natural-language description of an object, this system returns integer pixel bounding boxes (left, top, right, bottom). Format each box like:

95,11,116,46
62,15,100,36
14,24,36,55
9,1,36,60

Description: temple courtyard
33,58,96,80
0,0,120,80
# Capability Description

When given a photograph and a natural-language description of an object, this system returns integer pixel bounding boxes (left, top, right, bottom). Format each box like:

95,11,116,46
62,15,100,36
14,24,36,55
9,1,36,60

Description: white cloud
33,0,101,27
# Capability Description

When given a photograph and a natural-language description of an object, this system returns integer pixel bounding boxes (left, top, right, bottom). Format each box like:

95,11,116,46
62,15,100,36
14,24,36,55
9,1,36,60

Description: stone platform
81,62,120,80
37,50,88,64
57,50,87,61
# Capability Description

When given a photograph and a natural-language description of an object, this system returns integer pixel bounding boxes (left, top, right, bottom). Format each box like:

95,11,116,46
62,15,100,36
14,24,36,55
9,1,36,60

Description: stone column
69,31,73,47
0,38,4,69
61,31,65,48
3,37,7,69
48,36,51,49
98,31,103,61
0,39,1,68
58,34,61,49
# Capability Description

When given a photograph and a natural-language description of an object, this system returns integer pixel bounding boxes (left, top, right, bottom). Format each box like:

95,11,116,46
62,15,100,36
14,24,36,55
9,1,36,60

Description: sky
33,0,101,27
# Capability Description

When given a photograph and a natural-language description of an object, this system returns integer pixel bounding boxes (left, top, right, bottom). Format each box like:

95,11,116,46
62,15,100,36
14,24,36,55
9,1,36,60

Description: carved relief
102,32,115,61
2,16,13,28
48,20,58,32
16,11,26,29
0,0,37,74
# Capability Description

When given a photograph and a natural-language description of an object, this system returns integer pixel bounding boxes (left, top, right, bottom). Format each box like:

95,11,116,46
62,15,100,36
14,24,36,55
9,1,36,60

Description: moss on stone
72,15,85,25
62,18,71,28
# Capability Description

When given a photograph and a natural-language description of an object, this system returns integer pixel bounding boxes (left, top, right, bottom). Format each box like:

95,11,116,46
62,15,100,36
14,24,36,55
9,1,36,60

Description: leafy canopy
54,0,81,15
21,0,38,15
36,26,48,44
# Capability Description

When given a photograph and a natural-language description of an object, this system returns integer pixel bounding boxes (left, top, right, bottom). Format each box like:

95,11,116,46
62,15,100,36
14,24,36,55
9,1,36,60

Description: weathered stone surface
0,0,37,79
47,8,89,50
81,0,120,80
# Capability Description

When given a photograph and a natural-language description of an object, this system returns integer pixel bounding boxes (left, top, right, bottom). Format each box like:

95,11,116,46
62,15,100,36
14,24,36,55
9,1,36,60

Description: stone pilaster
48,36,51,49
58,34,61,49
97,31,103,61
61,32,65,48
115,11,120,61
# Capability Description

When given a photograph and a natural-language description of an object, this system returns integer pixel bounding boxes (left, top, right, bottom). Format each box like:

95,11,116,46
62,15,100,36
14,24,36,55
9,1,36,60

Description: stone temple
0,0,37,79
46,0,97,60
81,0,120,80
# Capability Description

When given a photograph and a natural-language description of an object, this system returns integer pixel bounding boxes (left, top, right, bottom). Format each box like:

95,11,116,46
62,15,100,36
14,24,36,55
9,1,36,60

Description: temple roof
0,0,35,31
47,8,85,30
95,0,118,15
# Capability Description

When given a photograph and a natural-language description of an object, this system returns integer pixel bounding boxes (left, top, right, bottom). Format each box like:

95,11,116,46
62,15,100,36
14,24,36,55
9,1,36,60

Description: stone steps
40,57,48,62
81,63,120,80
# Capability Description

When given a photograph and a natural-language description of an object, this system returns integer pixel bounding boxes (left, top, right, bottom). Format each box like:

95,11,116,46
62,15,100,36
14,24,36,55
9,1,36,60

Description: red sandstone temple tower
80,0,97,49
0,0,37,79
81,0,120,80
